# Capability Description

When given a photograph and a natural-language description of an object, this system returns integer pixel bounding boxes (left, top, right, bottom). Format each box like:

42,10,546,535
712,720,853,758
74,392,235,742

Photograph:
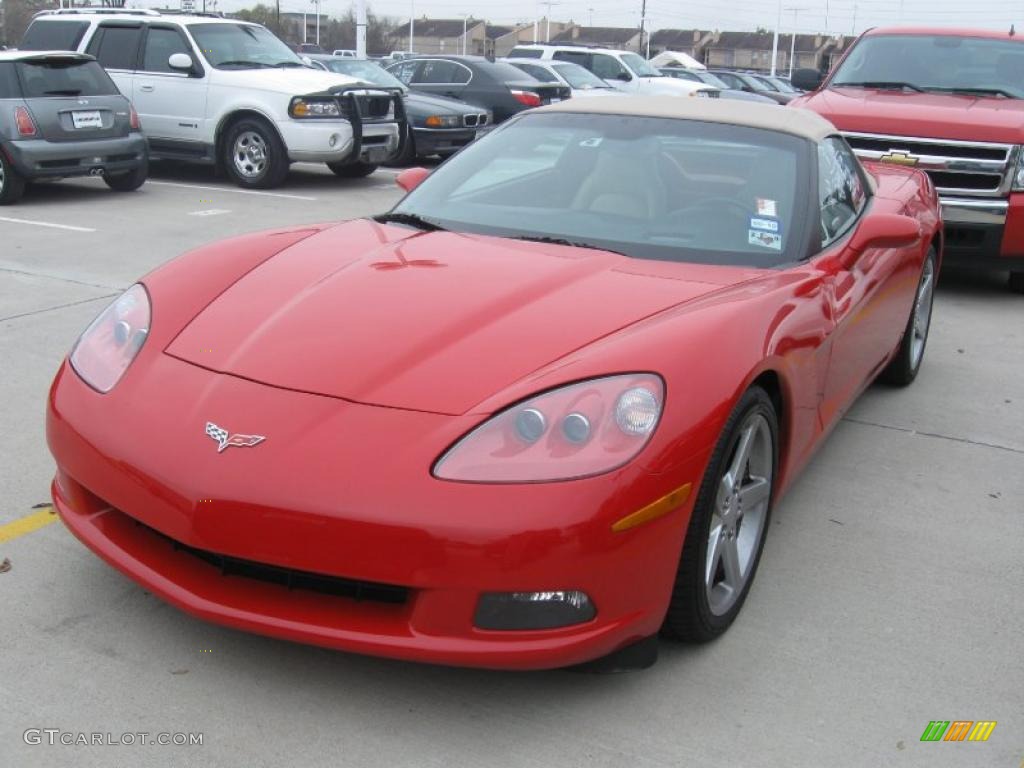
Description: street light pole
356,0,367,57
785,6,807,79
409,0,415,53
770,0,782,76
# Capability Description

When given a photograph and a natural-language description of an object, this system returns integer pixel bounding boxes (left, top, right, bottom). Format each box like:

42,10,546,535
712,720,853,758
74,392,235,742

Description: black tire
0,151,26,205
384,125,417,167
1009,272,1024,294
880,247,937,386
222,117,289,189
326,161,377,178
103,157,148,192
663,386,778,643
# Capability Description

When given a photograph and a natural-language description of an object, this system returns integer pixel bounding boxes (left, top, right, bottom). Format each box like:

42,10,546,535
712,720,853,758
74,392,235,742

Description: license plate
366,146,388,163
548,97,561,103
72,110,102,129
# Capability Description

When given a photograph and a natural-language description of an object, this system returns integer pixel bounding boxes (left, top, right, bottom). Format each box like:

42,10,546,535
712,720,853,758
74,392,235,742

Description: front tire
663,386,778,643
0,151,26,205
326,161,377,178
222,117,289,189
103,158,148,192
880,247,937,386
1009,272,1024,294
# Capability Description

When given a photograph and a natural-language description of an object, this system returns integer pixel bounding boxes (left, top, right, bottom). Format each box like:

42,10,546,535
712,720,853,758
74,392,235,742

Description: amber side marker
612,483,692,533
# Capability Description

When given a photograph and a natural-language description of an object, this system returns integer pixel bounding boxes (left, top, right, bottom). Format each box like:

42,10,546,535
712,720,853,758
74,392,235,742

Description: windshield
832,34,1024,98
552,62,611,89
621,53,661,77
696,71,730,89
511,63,559,83
189,23,303,69
390,113,807,267
17,59,119,97
322,58,404,88
767,76,798,93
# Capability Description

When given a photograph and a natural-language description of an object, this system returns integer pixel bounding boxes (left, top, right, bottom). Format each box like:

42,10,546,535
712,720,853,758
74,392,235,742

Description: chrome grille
843,131,1018,198
463,113,489,128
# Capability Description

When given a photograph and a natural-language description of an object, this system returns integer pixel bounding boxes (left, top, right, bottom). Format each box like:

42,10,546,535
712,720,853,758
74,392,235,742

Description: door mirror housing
849,213,922,254
396,166,430,193
168,52,194,72
613,71,632,82
792,68,824,91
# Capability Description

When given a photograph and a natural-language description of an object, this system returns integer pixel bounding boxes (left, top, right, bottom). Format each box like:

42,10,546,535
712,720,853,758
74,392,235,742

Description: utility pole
462,14,469,55
543,0,560,42
785,6,807,78
851,2,857,35
409,0,414,53
770,0,782,76
588,7,594,25
639,0,646,55
356,0,367,57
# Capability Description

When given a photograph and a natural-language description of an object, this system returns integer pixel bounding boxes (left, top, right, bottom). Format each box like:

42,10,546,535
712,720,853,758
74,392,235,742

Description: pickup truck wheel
104,158,148,192
0,152,26,205
223,118,288,189
326,161,377,178
1009,272,1024,294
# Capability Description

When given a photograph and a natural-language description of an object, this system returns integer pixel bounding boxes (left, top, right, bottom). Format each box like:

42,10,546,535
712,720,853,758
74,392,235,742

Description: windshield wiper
45,89,81,95
273,61,307,68
217,60,272,68
834,80,925,93
374,212,446,231
510,234,626,256
925,86,1015,98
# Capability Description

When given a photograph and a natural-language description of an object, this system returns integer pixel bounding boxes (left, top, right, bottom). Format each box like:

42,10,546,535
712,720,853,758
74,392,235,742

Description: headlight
433,374,664,483
1013,147,1024,190
69,284,150,393
290,97,341,118
425,114,460,128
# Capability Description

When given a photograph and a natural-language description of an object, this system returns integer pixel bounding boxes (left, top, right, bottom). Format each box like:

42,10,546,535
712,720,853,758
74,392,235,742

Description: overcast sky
133,0,1022,36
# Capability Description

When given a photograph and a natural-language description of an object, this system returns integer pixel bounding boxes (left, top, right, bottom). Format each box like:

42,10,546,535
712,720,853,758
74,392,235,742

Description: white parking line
0,216,96,233
147,180,317,201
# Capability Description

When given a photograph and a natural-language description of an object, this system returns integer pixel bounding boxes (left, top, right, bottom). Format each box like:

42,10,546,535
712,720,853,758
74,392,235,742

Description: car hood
404,90,478,115
166,220,743,415
637,77,705,95
211,66,365,94
797,86,1024,143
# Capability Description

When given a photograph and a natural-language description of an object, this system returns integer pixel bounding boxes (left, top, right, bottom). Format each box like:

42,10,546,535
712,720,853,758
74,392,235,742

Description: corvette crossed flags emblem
205,422,266,453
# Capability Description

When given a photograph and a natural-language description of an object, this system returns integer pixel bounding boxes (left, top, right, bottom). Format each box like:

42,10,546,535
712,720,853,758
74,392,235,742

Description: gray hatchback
0,50,147,204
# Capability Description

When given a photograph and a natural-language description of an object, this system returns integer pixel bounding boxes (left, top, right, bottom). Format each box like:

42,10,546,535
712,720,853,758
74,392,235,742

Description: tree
2,0,54,47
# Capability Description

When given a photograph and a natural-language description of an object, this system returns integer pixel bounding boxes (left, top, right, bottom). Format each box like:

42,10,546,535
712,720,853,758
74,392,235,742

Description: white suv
507,45,717,98
20,9,404,188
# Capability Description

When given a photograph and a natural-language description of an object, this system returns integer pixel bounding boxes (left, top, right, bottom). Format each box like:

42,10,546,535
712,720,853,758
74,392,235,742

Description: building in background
391,17,488,55
648,29,715,60
704,31,840,73
550,25,641,51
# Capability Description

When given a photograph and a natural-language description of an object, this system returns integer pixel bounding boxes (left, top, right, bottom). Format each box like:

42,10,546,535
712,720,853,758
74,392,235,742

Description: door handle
139,85,155,93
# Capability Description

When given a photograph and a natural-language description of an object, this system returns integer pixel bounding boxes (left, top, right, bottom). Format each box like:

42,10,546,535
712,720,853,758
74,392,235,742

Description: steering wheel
667,196,753,220
647,196,754,243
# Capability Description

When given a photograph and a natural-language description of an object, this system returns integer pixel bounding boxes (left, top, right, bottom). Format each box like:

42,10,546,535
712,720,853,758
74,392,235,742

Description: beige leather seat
571,141,668,220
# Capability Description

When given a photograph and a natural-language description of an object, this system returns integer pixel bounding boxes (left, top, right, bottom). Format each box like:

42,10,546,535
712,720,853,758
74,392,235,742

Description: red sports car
47,99,942,670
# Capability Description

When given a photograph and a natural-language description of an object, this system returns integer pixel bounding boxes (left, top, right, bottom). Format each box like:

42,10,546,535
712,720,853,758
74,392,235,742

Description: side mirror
168,52,194,72
614,71,632,82
301,56,314,67
396,166,430,192
792,68,824,92
849,213,921,254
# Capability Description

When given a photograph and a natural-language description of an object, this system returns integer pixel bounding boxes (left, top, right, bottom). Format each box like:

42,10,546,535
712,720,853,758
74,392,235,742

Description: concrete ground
1,164,1021,768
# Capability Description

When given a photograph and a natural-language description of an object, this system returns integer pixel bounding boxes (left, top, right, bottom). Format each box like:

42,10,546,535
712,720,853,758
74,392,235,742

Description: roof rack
514,42,606,49
35,8,161,16
156,9,226,18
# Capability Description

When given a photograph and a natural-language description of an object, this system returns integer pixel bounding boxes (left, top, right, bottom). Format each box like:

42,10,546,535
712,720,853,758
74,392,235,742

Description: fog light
474,590,596,630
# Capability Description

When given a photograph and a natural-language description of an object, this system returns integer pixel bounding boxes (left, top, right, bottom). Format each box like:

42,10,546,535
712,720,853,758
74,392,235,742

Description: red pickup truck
792,27,1024,293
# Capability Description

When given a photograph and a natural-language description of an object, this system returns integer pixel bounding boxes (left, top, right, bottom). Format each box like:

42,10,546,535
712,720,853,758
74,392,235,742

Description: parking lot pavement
1,170,1021,768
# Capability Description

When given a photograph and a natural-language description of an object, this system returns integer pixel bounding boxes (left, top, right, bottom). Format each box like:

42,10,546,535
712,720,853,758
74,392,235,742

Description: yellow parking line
0,507,58,544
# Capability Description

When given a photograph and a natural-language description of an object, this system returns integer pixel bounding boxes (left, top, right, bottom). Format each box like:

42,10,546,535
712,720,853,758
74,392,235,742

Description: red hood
795,87,1024,144
166,220,750,415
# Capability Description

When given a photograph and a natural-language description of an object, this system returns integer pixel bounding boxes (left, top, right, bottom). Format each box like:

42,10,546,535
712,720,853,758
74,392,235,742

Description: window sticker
749,229,782,250
579,137,603,147
749,216,780,233
756,198,778,217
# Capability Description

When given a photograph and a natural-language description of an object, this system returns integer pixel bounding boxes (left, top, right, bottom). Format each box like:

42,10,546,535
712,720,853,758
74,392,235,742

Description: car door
84,22,143,101
132,24,209,147
409,59,472,100
815,137,917,426
590,53,635,92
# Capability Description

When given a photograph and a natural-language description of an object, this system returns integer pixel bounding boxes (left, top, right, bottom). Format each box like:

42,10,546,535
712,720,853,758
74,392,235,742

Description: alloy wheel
910,257,935,370
232,131,268,179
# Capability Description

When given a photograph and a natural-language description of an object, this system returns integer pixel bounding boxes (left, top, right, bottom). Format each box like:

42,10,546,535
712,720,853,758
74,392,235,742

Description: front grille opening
845,136,1009,162
926,171,1002,191
139,521,409,605
464,114,479,127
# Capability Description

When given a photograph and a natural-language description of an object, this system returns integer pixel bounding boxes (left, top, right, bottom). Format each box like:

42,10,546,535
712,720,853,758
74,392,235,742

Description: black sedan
304,55,492,162
708,70,795,104
385,56,570,124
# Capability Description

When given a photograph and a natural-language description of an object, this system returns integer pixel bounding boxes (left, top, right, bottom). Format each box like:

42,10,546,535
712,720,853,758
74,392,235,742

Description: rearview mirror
168,53,194,72
396,166,430,193
792,68,824,91
849,213,921,254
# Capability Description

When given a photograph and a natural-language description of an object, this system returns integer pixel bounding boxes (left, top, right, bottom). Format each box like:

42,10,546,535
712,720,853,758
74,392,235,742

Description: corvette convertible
47,99,941,670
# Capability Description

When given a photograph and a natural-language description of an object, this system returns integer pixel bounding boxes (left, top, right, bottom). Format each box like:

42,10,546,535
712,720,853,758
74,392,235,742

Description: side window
388,60,417,84
450,63,472,84
507,48,543,59
19,20,90,51
141,27,192,74
417,60,460,84
818,137,868,247
0,63,20,98
553,51,589,68
86,25,143,71
590,54,625,80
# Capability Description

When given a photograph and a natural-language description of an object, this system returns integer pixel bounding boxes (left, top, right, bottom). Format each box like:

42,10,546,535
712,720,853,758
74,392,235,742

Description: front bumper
412,127,480,157
940,194,1024,272
4,134,147,180
47,354,696,669
279,119,400,164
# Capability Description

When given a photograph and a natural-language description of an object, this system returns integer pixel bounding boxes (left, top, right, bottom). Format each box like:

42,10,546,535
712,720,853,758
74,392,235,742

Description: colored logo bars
920,721,997,742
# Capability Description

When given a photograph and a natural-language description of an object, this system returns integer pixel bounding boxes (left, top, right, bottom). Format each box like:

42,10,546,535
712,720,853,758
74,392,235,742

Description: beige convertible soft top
537,97,836,142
